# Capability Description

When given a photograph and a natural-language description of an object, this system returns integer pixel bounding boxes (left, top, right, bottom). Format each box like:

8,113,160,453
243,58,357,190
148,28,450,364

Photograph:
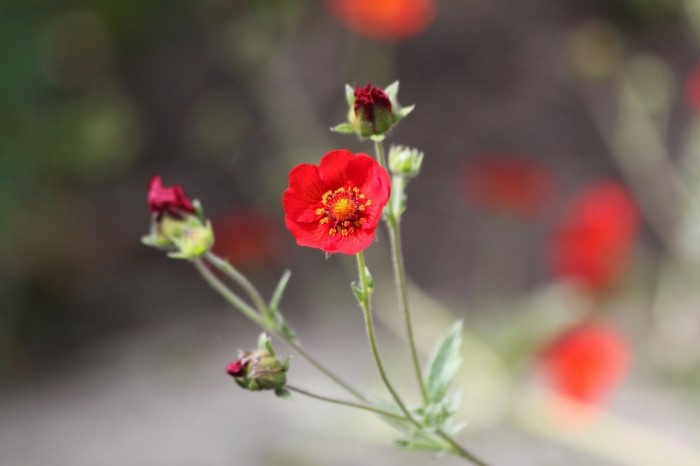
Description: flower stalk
374,139,430,405
193,255,366,401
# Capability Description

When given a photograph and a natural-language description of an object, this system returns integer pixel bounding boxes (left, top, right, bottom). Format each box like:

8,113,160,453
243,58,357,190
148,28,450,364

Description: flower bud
226,334,289,392
332,81,414,139
388,145,424,178
142,175,214,259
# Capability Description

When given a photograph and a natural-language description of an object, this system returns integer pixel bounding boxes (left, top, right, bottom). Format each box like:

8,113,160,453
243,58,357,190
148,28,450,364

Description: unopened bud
388,145,424,178
332,81,414,139
226,334,289,392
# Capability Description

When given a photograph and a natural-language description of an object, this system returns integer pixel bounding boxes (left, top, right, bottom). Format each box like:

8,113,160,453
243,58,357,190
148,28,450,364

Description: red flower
226,358,249,378
461,155,556,217
147,175,195,218
548,180,639,291
542,321,629,404
282,150,391,255
326,0,436,42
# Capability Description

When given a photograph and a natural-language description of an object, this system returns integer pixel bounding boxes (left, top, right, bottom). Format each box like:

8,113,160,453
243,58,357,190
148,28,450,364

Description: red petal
318,150,354,188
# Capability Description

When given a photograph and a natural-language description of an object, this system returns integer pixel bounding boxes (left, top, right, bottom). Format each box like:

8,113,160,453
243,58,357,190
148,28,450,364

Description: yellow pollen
364,200,372,206
319,217,329,224
328,228,336,236
358,205,366,211
331,198,356,221
315,208,324,215
341,229,349,236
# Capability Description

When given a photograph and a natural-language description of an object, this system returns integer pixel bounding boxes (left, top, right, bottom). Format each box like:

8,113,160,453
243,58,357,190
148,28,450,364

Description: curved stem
286,384,404,421
285,339,367,402
387,216,429,404
205,252,273,321
435,429,489,466
192,258,366,402
193,258,267,328
355,252,419,425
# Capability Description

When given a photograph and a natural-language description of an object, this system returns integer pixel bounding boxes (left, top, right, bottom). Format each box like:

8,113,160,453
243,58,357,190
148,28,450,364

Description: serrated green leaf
424,320,463,404
269,270,291,313
331,122,354,134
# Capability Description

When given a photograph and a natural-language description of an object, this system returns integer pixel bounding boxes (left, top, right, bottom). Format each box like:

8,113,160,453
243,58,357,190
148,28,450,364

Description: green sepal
384,80,399,103
275,387,292,400
397,104,415,119
331,123,354,134
345,84,355,107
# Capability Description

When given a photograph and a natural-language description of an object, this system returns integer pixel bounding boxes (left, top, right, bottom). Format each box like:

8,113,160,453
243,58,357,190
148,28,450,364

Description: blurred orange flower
326,0,436,41
461,155,556,217
548,180,639,291
212,209,283,268
542,321,629,405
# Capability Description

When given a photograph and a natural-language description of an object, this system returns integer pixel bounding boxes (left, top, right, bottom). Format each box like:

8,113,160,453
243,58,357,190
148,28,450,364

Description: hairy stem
286,384,404,421
192,257,366,402
374,139,429,404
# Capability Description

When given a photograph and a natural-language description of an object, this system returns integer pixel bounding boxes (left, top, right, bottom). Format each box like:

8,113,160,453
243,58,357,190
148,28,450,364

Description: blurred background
2,0,700,464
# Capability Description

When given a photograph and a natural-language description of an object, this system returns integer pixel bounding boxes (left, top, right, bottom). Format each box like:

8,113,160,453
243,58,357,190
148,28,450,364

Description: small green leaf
269,270,291,313
424,320,463,404
369,134,386,142
351,283,365,303
274,387,292,400
345,84,355,106
331,122,354,134
364,266,374,294
395,435,449,453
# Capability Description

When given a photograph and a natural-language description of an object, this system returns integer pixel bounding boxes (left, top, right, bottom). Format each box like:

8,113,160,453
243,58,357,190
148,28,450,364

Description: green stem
193,258,267,328
387,216,429,405
192,257,367,402
205,252,273,322
355,252,487,465
374,138,388,169
286,384,404,421
374,139,429,405
355,252,420,424
285,339,367,402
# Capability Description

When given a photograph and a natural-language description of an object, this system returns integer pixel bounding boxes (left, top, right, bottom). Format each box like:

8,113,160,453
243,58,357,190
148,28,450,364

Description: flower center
316,186,372,237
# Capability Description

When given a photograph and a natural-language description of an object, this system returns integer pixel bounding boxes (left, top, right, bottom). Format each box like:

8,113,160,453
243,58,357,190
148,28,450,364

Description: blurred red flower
326,0,436,41
542,321,629,404
548,180,639,291
282,149,391,255
685,65,700,112
212,209,282,268
147,175,194,218
461,155,556,217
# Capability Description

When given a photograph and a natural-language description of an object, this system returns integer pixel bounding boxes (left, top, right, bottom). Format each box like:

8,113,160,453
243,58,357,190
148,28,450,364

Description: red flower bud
226,358,249,378
354,83,392,124
147,175,195,219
